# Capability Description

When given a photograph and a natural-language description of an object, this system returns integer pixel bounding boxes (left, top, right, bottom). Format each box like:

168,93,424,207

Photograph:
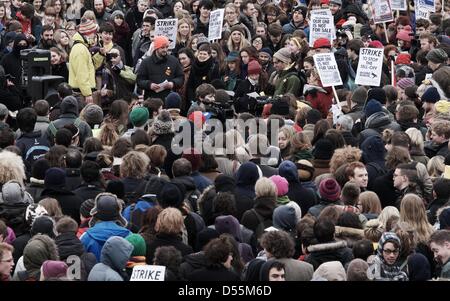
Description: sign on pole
369,0,394,23
208,9,225,41
415,0,431,20
155,19,178,49
129,265,166,281
309,9,336,47
390,0,407,11
355,48,384,87
422,0,435,12
313,53,343,87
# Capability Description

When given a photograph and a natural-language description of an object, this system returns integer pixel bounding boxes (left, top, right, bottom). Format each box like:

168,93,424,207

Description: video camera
206,100,235,123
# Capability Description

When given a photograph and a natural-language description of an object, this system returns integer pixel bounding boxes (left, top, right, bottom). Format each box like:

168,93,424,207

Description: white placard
390,0,407,11
415,0,430,20
369,0,394,23
129,265,166,281
313,53,343,87
208,9,224,41
355,48,384,87
421,0,436,12
309,9,336,47
155,19,178,49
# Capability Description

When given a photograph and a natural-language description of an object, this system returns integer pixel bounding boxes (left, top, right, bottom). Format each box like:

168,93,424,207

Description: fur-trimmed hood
307,240,347,253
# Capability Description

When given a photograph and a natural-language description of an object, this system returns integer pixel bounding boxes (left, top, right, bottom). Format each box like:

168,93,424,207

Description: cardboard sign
129,265,166,281
155,19,178,49
355,48,384,87
390,0,407,11
208,9,224,41
421,0,435,12
369,0,394,23
415,0,430,20
313,53,343,87
309,9,336,47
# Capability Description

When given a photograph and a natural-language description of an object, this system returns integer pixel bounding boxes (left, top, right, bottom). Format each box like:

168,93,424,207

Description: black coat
188,265,241,281
427,198,449,224
186,57,220,103
179,251,208,280
51,62,69,82
372,169,398,208
286,182,317,217
241,196,277,234
305,240,354,270
12,233,31,263
39,187,84,224
0,83,22,112
25,182,46,203
65,168,83,191
73,182,105,202
146,233,193,264
0,51,22,87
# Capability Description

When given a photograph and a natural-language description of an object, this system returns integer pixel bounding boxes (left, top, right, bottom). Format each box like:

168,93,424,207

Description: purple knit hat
41,260,69,279
269,175,289,196
397,77,415,90
319,178,341,202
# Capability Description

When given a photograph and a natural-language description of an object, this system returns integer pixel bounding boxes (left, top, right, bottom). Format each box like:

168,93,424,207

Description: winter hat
330,0,342,5
313,261,347,281
0,103,8,117
196,35,210,48
23,235,58,278
422,87,441,103
312,138,334,160
273,47,292,64
395,53,411,65
364,99,383,117
165,92,182,110
313,38,331,49
273,205,297,231
434,100,450,114
407,253,431,281
83,104,103,126
296,159,315,181
89,192,127,227
130,107,149,127
25,204,48,225
196,228,220,251
230,24,245,36
397,77,415,90
279,160,299,183
78,18,97,36
215,215,242,242
285,201,302,223
368,40,384,48
361,135,386,163
214,175,236,192
111,10,125,19
426,48,448,64
143,177,168,195
31,216,56,238
269,175,289,196
367,88,386,104
152,110,173,135
270,100,290,115
41,260,68,279
396,29,412,42
4,31,17,45
188,111,206,127
44,168,66,189
153,35,169,50
346,259,369,281
351,86,368,105
247,60,262,76
225,51,239,62
106,180,125,199
157,182,184,208
293,4,308,16
0,180,33,205
259,47,273,58
60,96,79,115
439,208,450,230
125,233,146,256
31,159,50,180
319,178,341,201
320,0,330,5
80,198,95,218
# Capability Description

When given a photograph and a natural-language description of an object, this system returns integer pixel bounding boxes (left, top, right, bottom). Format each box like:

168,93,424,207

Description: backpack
251,209,273,239
122,179,148,205
24,138,50,169
123,195,157,233
48,118,82,137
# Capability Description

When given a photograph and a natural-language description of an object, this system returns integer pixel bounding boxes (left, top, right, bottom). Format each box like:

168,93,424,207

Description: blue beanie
364,99,383,117
165,92,181,109
44,168,66,188
259,47,273,58
422,87,440,104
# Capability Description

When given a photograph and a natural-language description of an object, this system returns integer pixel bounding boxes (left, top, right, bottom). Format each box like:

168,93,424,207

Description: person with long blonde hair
400,194,434,245
174,18,192,55
358,191,382,221
226,25,251,53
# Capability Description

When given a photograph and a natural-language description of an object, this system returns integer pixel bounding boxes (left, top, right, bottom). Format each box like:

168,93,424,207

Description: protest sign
390,0,407,11
130,265,166,281
155,19,178,49
355,48,384,87
313,53,343,87
369,0,394,23
415,0,430,20
309,9,336,47
208,9,224,41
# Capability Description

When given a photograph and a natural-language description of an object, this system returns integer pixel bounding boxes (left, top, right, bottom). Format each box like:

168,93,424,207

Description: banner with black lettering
355,48,384,87
208,9,224,41
309,9,336,47
369,0,394,24
130,265,166,281
390,0,407,11
155,19,178,49
313,53,343,87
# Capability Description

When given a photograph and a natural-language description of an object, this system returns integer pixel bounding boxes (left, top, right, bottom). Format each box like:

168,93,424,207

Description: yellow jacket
69,33,96,96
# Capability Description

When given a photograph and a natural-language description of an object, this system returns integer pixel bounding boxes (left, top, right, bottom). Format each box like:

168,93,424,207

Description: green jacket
274,70,300,97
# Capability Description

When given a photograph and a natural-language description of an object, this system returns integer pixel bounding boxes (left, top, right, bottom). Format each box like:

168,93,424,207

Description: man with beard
93,0,111,25
35,25,56,50
136,36,184,99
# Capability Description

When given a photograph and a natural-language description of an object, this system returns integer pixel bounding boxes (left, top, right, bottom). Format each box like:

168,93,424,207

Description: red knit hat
247,60,262,76
396,30,412,42
154,36,170,50
313,38,331,49
395,53,411,65
78,19,97,36
188,111,206,126
368,40,384,48
319,178,341,202
320,0,330,5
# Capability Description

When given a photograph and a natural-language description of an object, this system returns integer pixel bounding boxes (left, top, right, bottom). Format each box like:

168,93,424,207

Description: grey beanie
330,0,342,5
273,47,292,64
426,48,448,64
111,10,125,19
351,86,368,105
84,104,104,126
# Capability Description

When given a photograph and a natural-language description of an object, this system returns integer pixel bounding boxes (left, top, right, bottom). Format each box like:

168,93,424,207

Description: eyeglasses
253,40,262,44
382,249,399,255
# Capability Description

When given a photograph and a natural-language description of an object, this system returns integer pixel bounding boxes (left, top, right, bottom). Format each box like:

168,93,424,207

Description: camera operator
98,48,136,110
234,60,268,114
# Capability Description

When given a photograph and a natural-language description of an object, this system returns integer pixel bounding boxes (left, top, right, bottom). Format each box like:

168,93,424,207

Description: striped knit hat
78,19,97,36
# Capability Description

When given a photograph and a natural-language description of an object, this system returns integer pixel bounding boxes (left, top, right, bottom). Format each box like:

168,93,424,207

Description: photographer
99,48,136,110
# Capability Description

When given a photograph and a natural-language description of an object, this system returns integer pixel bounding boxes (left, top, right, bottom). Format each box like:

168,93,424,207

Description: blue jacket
80,221,131,261
282,21,310,40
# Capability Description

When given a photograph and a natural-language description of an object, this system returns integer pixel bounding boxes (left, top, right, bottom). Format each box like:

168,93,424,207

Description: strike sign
130,265,166,281
355,48,384,87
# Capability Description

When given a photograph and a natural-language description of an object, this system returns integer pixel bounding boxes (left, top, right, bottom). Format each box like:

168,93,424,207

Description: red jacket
304,85,333,119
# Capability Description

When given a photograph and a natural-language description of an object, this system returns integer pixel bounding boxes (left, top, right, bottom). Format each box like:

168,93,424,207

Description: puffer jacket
68,33,96,97
88,236,133,281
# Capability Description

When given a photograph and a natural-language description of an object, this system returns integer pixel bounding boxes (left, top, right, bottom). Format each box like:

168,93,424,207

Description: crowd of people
0,0,450,282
